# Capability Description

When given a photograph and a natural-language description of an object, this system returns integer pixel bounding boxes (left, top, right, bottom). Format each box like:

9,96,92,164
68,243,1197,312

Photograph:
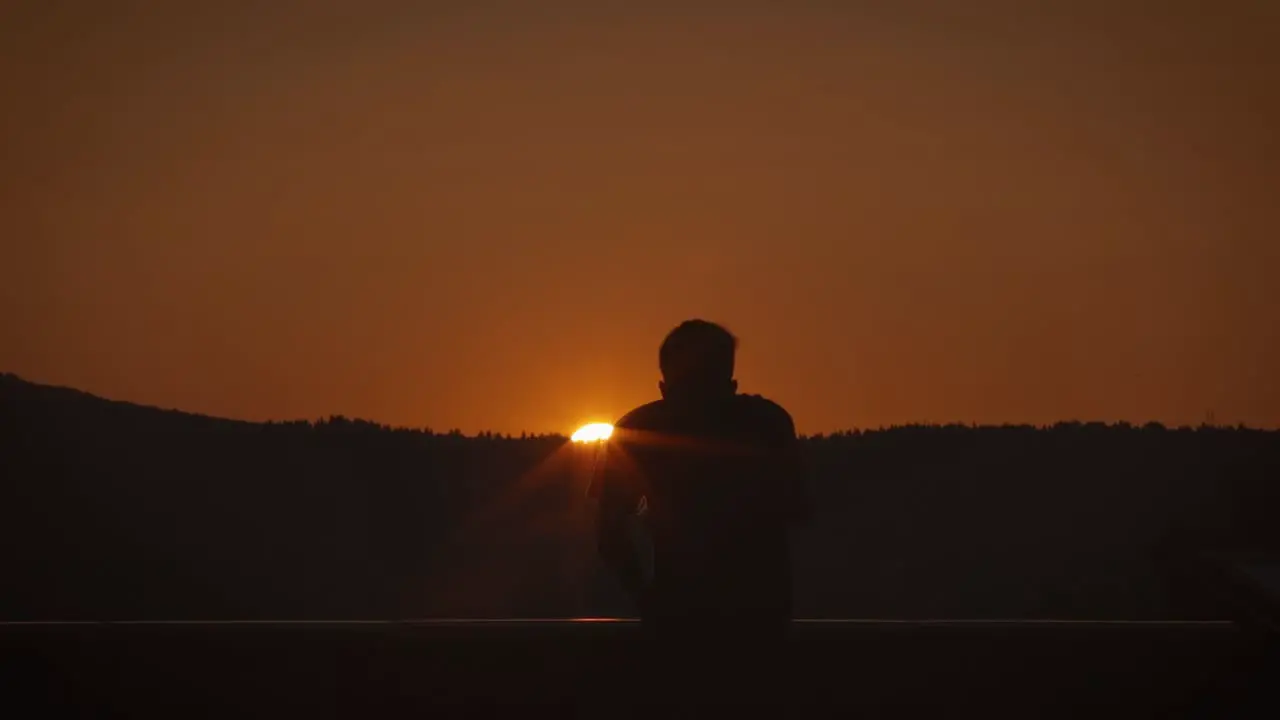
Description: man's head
658,319,739,400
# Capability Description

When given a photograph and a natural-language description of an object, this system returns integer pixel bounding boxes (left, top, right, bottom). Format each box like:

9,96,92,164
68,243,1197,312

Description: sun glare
571,423,614,443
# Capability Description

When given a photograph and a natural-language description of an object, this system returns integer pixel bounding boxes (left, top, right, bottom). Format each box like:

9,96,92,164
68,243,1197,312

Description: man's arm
773,408,810,527
593,432,649,607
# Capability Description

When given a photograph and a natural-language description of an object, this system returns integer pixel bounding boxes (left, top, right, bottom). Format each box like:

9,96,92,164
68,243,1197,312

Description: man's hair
658,319,738,385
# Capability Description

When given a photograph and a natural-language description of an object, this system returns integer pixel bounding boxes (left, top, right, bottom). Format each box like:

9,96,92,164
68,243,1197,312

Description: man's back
595,392,807,626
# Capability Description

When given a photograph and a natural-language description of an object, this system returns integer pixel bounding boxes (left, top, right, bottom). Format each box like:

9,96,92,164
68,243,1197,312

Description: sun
571,422,614,443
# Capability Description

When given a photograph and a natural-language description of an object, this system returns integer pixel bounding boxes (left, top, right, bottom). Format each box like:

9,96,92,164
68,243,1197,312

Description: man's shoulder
614,394,797,435
614,400,667,431
733,394,797,433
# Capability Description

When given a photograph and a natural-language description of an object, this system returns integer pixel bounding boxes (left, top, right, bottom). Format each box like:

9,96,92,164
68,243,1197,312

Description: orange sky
3,1,1277,434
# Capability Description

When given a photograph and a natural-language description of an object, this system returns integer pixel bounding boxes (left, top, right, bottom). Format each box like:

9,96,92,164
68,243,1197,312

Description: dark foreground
3,620,1277,717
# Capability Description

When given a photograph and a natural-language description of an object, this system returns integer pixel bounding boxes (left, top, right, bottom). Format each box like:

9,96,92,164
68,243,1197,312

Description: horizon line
4,371,1275,436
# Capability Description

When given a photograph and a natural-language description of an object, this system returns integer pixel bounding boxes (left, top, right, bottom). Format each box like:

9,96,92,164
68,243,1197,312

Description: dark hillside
2,373,1276,620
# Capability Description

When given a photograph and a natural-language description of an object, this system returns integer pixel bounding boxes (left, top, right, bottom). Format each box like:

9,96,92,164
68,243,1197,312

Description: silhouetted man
589,320,808,701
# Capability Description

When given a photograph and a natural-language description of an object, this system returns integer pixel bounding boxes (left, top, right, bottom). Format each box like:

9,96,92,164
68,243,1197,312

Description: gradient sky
3,1,1277,434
